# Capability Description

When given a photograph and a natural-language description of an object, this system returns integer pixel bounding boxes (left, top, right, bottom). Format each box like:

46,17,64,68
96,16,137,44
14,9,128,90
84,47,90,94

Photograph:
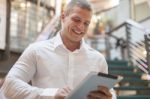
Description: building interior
0,0,150,98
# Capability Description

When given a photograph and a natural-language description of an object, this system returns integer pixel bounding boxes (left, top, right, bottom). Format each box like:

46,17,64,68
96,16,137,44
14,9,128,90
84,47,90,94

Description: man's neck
60,35,80,52
63,39,80,52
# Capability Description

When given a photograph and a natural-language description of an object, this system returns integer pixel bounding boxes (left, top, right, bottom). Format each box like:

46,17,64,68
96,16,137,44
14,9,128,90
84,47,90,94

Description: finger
98,86,112,97
88,91,112,99
58,90,68,98
89,89,112,98
55,89,66,99
87,94,98,99
57,88,67,95
63,87,71,93
66,86,72,92
59,92,66,97
87,92,103,99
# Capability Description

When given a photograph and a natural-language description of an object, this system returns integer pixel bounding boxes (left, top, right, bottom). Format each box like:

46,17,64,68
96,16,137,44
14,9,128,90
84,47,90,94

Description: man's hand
55,86,72,99
87,86,112,99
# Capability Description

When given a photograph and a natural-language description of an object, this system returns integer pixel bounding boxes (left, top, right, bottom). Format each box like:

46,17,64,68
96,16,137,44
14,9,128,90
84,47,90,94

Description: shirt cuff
110,88,117,99
39,88,58,99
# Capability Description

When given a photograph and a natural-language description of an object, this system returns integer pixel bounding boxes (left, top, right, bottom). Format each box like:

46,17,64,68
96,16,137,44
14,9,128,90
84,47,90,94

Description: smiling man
1,0,116,99
60,1,92,52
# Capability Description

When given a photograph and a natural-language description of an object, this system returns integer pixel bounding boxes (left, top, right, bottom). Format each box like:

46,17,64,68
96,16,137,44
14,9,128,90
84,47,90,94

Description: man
1,0,116,99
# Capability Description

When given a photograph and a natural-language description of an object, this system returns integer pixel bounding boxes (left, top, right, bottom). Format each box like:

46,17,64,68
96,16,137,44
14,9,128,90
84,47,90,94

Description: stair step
117,95,150,99
121,78,150,83
108,64,128,67
109,71,143,77
114,86,150,90
107,60,128,64
108,66,134,71
110,70,142,74
107,60,128,66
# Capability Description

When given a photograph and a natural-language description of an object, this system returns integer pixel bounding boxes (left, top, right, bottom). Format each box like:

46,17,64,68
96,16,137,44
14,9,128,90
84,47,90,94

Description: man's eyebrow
72,16,90,23
72,16,81,19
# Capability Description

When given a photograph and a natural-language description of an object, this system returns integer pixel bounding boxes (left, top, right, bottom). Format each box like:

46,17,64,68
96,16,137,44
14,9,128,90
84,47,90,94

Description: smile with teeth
72,28,83,35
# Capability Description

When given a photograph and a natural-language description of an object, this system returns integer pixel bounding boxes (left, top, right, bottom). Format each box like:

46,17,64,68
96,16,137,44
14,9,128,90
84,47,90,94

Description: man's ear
61,12,65,22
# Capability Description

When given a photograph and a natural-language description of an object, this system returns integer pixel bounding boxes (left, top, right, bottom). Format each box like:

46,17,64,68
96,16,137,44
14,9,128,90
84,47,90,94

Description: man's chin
72,39,82,43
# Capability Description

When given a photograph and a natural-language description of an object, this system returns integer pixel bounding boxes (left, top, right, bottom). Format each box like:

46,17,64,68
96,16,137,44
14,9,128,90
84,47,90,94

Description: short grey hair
64,0,92,16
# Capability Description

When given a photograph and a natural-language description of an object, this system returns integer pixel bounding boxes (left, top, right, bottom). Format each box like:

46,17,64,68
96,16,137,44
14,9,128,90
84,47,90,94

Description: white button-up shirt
1,33,113,99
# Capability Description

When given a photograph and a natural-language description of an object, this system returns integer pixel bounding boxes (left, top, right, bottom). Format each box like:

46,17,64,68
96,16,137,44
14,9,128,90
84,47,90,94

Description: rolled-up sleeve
1,44,58,99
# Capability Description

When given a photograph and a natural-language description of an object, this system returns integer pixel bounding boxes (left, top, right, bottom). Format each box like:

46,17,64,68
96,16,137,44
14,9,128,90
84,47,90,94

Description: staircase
107,60,150,99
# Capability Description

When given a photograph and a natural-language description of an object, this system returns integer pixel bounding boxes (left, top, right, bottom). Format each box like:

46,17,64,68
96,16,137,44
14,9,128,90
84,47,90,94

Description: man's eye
85,23,89,27
72,18,80,22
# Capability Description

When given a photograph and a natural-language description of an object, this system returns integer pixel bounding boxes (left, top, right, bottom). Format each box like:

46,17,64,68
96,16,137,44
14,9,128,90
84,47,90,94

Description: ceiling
89,0,120,14
12,0,120,14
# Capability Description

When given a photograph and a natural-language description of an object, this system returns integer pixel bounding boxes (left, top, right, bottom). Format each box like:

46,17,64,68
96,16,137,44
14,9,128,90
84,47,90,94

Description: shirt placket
68,52,74,88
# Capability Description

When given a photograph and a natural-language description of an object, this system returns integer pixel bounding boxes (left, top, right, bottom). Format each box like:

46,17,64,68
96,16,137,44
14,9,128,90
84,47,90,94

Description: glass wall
10,0,55,52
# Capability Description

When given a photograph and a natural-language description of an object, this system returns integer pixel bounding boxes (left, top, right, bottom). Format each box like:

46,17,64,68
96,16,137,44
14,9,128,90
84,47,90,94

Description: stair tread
107,60,128,64
114,86,150,90
117,95,150,99
121,78,150,83
108,64,128,67
108,66,134,69
109,71,143,77
110,71,143,74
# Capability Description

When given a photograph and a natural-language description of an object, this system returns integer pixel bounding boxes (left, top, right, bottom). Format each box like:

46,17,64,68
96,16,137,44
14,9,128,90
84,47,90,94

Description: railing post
144,31,150,73
120,44,125,60
3,0,11,60
105,36,111,60
125,23,131,60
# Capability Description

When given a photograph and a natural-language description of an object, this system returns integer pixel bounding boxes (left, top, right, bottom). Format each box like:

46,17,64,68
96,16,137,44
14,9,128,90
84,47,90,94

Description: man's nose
77,23,85,32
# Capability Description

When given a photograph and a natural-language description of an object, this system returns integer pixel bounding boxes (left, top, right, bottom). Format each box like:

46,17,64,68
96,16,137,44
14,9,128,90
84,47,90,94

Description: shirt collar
52,32,87,53
53,32,63,49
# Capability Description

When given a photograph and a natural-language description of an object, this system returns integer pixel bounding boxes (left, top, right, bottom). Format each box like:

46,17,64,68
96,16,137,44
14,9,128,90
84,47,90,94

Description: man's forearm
1,77,58,99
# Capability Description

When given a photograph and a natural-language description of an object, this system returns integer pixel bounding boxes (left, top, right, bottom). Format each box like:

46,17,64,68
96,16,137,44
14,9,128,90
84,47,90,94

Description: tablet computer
66,72,123,99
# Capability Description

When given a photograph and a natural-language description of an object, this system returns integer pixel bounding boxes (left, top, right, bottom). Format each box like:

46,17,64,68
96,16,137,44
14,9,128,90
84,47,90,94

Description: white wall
141,18,150,29
0,0,6,50
116,0,130,24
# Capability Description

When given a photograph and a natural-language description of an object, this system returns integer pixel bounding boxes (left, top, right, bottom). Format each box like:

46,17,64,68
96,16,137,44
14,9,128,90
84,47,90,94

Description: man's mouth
72,28,83,35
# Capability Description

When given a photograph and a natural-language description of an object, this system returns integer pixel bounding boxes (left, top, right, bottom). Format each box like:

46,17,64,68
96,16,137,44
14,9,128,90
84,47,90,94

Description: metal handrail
107,19,149,73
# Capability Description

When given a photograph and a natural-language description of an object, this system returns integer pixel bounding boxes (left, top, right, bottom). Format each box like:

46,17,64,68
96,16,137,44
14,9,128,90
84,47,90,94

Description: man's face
61,6,92,43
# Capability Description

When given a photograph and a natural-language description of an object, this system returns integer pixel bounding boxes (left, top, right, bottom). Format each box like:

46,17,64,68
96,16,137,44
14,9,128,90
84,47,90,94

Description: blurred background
0,0,150,98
